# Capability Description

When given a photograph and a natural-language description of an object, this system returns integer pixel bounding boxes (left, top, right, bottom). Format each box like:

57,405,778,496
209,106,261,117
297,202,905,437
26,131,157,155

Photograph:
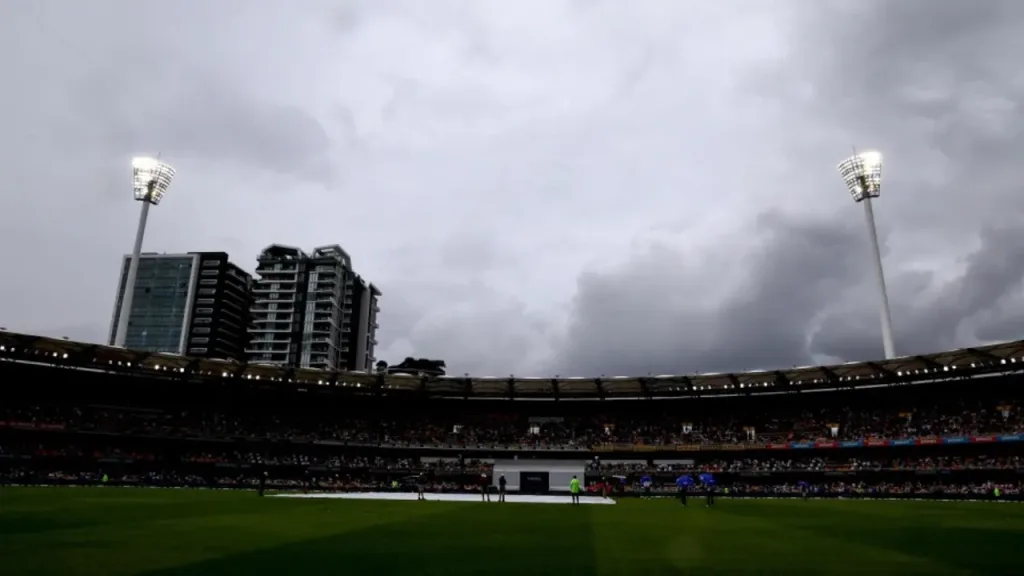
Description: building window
193,318,212,324
200,269,218,277
198,288,216,295
192,327,211,334
196,298,215,305
195,308,214,314
191,337,209,344
199,279,217,286
202,259,222,267
189,347,208,354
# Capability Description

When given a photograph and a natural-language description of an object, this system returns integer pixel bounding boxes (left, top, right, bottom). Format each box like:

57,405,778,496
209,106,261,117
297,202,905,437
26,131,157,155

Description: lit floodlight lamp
112,156,178,349
835,149,894,360
837,151,882,202
132,156,176,205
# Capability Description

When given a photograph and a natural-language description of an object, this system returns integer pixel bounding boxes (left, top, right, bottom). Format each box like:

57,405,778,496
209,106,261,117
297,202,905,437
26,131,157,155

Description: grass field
3,488,1024,575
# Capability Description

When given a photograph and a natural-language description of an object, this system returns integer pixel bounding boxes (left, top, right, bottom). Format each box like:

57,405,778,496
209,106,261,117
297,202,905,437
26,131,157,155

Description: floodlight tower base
861,197,895,359
113,201,151,348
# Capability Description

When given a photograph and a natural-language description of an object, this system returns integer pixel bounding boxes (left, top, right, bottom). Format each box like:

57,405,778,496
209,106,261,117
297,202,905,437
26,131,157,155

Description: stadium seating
2,332,1023,499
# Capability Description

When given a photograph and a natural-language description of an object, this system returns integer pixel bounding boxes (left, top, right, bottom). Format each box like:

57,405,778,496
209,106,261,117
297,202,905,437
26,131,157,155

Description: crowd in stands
3,398,1021,448
2,467,1020,500
4,442,1021,475
589,456,1023,473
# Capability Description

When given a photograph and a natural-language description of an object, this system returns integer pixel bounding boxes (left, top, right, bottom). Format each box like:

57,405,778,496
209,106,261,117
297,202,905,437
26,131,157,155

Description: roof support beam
866,362,898,379
774,371,791,390
70,344,99,365
966,348,1002,364
180,357,201,380
915,355,944,371
638,377,651,398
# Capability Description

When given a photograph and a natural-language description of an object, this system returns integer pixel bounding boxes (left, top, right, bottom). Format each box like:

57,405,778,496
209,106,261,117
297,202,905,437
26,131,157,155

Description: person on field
676,474,692,506
641,474,653,499
417,469,430,501
570,475,581,505
481,472,491,502
498,473,507,502
699,472,716,507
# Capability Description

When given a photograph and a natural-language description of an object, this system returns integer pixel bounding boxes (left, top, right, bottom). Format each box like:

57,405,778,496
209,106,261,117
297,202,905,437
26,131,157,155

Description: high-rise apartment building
246,244,381,371
108,252,252,360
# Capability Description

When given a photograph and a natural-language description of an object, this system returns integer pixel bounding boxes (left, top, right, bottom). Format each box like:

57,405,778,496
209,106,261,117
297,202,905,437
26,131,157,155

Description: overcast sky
1,0,1023,377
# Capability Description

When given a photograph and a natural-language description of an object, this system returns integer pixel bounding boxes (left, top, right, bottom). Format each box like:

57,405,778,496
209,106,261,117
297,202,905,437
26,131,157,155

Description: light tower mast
837,150,895,359
112,157,176,348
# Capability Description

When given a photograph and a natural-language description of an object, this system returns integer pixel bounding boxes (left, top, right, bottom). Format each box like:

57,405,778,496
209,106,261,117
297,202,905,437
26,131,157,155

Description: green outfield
2,488,1023,575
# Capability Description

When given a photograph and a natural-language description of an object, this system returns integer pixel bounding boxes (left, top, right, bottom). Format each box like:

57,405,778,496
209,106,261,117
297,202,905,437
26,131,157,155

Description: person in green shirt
570,476,581,506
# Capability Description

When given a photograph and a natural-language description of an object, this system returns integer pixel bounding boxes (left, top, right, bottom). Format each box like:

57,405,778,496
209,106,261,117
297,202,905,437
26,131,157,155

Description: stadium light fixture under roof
113,156,178,348
836,150,894,360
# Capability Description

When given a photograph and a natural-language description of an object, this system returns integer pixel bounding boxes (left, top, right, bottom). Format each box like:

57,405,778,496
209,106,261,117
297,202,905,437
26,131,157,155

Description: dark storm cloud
553,213,868,377
813,225,1024,360
798,0,1024,359
548,0,1024,376
4,0,1023,378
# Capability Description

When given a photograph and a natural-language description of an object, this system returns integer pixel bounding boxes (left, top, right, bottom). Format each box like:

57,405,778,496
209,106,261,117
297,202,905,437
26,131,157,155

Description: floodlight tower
837,150,895,360
112,157,177,348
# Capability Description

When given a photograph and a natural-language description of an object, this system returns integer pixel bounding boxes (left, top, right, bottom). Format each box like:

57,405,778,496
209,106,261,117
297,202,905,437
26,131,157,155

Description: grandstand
3,328,1024,574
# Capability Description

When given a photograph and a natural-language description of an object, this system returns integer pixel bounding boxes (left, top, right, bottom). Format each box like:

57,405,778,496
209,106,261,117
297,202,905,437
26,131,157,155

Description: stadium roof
1,330,1023,400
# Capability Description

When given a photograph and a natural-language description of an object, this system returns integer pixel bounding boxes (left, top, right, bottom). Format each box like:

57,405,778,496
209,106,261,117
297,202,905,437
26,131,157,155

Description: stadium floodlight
132,156,175,205
837,150,895,360
112,157,177,348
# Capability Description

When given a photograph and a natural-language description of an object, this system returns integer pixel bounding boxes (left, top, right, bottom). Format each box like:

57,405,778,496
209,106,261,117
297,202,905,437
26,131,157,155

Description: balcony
252,287,297,296
252,296,297,306
249,325,291,334
252,316,294,324
251,306,296,315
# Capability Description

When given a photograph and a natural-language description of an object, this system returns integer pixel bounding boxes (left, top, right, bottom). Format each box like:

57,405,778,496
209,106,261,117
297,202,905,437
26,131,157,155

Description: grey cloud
813,225,1024,360
551,213,868,377
73,69,335,187
4,0,1024,379
548,0,1024,377
375,278,556,376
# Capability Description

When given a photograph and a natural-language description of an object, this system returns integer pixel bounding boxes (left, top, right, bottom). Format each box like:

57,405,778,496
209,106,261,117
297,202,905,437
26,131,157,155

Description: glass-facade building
109,255,196,353
109,252,252,360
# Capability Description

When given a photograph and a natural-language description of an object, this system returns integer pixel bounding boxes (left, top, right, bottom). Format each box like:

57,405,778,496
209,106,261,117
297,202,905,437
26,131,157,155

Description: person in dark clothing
258,471,267,497
498,474,507,502
480,473,491,502
418,470,430,501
